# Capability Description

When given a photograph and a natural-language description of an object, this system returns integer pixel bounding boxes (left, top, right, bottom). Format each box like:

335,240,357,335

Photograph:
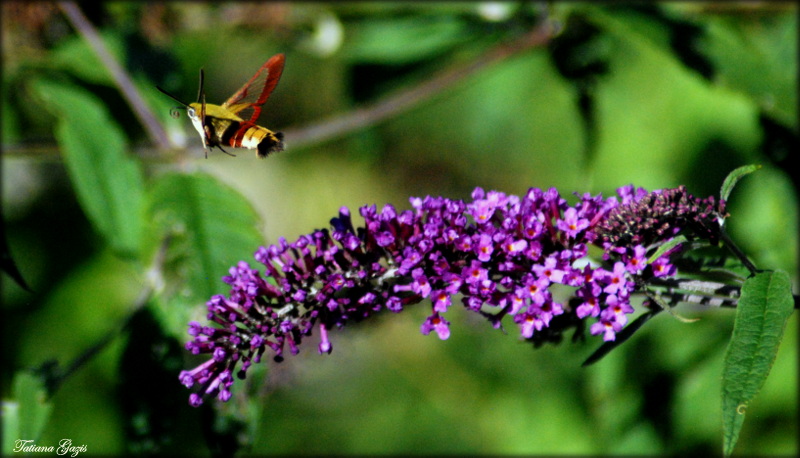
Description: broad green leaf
719,164,761,203
3,373,53,451
147,172,264,334
721,270,793,455
701,13,798,128
30,78,145,256
572,6,761,190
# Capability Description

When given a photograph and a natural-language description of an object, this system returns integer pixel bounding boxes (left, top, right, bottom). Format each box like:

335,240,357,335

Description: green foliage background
2,2,797,455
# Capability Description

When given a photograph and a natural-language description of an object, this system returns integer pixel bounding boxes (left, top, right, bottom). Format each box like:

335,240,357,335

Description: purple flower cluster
179,185,724,406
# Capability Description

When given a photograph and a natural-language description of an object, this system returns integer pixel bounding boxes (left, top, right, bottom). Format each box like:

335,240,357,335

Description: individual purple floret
179,185,724,406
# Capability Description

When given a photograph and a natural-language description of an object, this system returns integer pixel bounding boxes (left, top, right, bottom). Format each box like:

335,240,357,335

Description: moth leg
216,144,236,157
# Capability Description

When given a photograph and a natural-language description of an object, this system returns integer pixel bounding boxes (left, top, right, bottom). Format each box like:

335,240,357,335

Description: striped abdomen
232,123,285,158
208,117,285,158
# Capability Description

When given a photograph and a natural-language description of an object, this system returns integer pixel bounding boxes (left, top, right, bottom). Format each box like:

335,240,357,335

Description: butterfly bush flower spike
179,184,724,406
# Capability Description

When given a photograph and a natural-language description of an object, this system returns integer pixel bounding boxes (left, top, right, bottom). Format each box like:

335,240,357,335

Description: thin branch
8,16,556,158
57,1,171,150
582,309,662,366
37,232,172,398
282,20,558,149
719,227,759,275
40,283,153,397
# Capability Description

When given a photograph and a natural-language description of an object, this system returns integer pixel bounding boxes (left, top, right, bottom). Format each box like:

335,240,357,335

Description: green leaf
49,30,124,86
1,217,32,292
341,16,470,64
3,372,53,453
719,164,761,203
30,78,145,256
721,270,794,455
647,235,687,264
147,172,264,333
1,400,19,455
701,13,798,128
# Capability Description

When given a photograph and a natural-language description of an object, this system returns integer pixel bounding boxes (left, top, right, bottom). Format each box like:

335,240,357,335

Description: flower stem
719,227,758,275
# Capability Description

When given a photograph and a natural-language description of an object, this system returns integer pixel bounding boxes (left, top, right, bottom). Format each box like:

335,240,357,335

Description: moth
157,53,286,158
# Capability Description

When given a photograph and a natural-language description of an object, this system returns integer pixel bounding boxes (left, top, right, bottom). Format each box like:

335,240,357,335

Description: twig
719,227,758,275
57,1,171,150
282,20,557,149
37,233,171,398
582,309,662,366
40,283,153,397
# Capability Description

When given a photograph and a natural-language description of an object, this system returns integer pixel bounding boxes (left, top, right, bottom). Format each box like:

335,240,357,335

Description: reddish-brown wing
221,54,285,124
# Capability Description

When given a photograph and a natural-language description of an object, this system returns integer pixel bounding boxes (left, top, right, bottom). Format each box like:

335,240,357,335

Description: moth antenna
156,86,190,108
196,69,205,104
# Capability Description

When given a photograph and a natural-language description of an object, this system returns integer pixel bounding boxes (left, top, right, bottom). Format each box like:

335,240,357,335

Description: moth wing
221,53,285,124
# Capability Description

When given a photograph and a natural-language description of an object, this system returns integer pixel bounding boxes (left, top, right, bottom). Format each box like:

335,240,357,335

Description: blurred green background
2,2,797,455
